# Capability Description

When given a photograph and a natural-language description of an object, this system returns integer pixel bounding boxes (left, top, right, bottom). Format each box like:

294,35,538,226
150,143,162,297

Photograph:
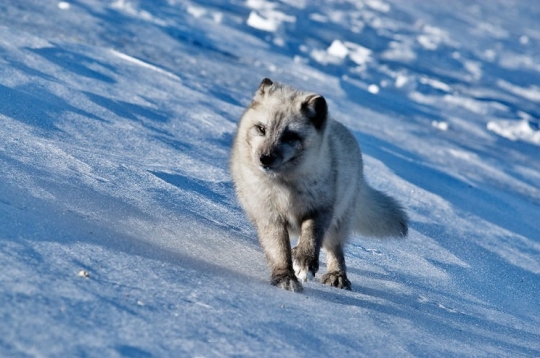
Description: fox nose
260,153,277,168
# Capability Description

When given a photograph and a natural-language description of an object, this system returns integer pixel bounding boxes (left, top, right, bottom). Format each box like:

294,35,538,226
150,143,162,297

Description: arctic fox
230,78,408,292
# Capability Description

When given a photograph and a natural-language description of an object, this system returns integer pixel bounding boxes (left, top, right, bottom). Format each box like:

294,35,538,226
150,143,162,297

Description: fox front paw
321,271,351,290
292,246,319,282
271,271,303,292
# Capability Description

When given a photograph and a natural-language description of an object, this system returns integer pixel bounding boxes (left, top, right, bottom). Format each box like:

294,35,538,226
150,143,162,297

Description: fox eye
281,131,301,144
255,124,266,136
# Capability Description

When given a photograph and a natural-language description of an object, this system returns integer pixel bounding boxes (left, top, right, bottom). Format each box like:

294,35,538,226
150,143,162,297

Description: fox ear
257,78,273,95
251,78,273,108
302,94,327,130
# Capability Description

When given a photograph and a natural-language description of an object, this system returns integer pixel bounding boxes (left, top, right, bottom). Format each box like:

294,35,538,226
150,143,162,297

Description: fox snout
256,137,302,172
259,152,282,170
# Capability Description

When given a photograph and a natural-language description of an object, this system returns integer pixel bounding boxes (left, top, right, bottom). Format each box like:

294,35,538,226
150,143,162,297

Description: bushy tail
353,183,408,238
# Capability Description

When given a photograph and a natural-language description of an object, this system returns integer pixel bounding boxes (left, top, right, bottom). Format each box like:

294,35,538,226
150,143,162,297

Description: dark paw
321,271,351,290
292,246,319,282
271,271,303,292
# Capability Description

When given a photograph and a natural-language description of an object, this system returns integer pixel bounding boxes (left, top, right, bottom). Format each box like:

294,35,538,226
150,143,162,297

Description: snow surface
1,0,539,356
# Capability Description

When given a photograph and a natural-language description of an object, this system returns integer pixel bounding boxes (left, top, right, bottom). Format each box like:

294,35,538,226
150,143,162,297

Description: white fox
230,78,408,292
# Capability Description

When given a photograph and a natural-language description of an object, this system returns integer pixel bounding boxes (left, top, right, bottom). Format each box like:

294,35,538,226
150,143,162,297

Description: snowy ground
1,0,539,356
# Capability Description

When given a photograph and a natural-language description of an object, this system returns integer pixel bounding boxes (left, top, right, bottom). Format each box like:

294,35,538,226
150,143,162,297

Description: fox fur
230,78,408,292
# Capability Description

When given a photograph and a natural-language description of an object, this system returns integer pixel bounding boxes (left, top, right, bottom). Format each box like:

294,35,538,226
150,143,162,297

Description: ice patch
395,74,409,88
419,77,451,92
417,35,438,50
499,53,540,72
309,13,327,23
417,24,455,50
247,11,278,32
432,121,449,131
311,49,342,65
246,0,295,33
312,40,372,68
110,0,167,26
187,6,206,18
474,22,509,39
444,94,486,114
497,80,540,102
110,49,181,80
187,6,222,23
368,84,380,94
347,43,372,67
487,119,540,145
58,2,70,10
365,0,390,13
409,91,435,105
447,149,474,161
327,40,349,59
463,60,482,81
382,40,416,62
246,0,269,9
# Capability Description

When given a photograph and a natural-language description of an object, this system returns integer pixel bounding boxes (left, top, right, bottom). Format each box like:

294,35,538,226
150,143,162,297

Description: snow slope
1,0,539,356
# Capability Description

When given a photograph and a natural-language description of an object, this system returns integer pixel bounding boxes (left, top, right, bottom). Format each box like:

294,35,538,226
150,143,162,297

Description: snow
1,0,539,357
487,119,540,145
327,40,349,59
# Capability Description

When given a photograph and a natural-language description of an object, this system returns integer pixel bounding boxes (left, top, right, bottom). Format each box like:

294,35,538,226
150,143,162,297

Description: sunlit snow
1,0,539,356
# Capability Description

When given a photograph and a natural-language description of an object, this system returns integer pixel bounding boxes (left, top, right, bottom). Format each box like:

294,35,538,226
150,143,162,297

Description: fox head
239,78,328,176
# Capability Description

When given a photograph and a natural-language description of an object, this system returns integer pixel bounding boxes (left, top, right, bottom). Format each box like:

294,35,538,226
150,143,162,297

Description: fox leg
257,222,302,292
292,213,330,282
321,222,352,290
